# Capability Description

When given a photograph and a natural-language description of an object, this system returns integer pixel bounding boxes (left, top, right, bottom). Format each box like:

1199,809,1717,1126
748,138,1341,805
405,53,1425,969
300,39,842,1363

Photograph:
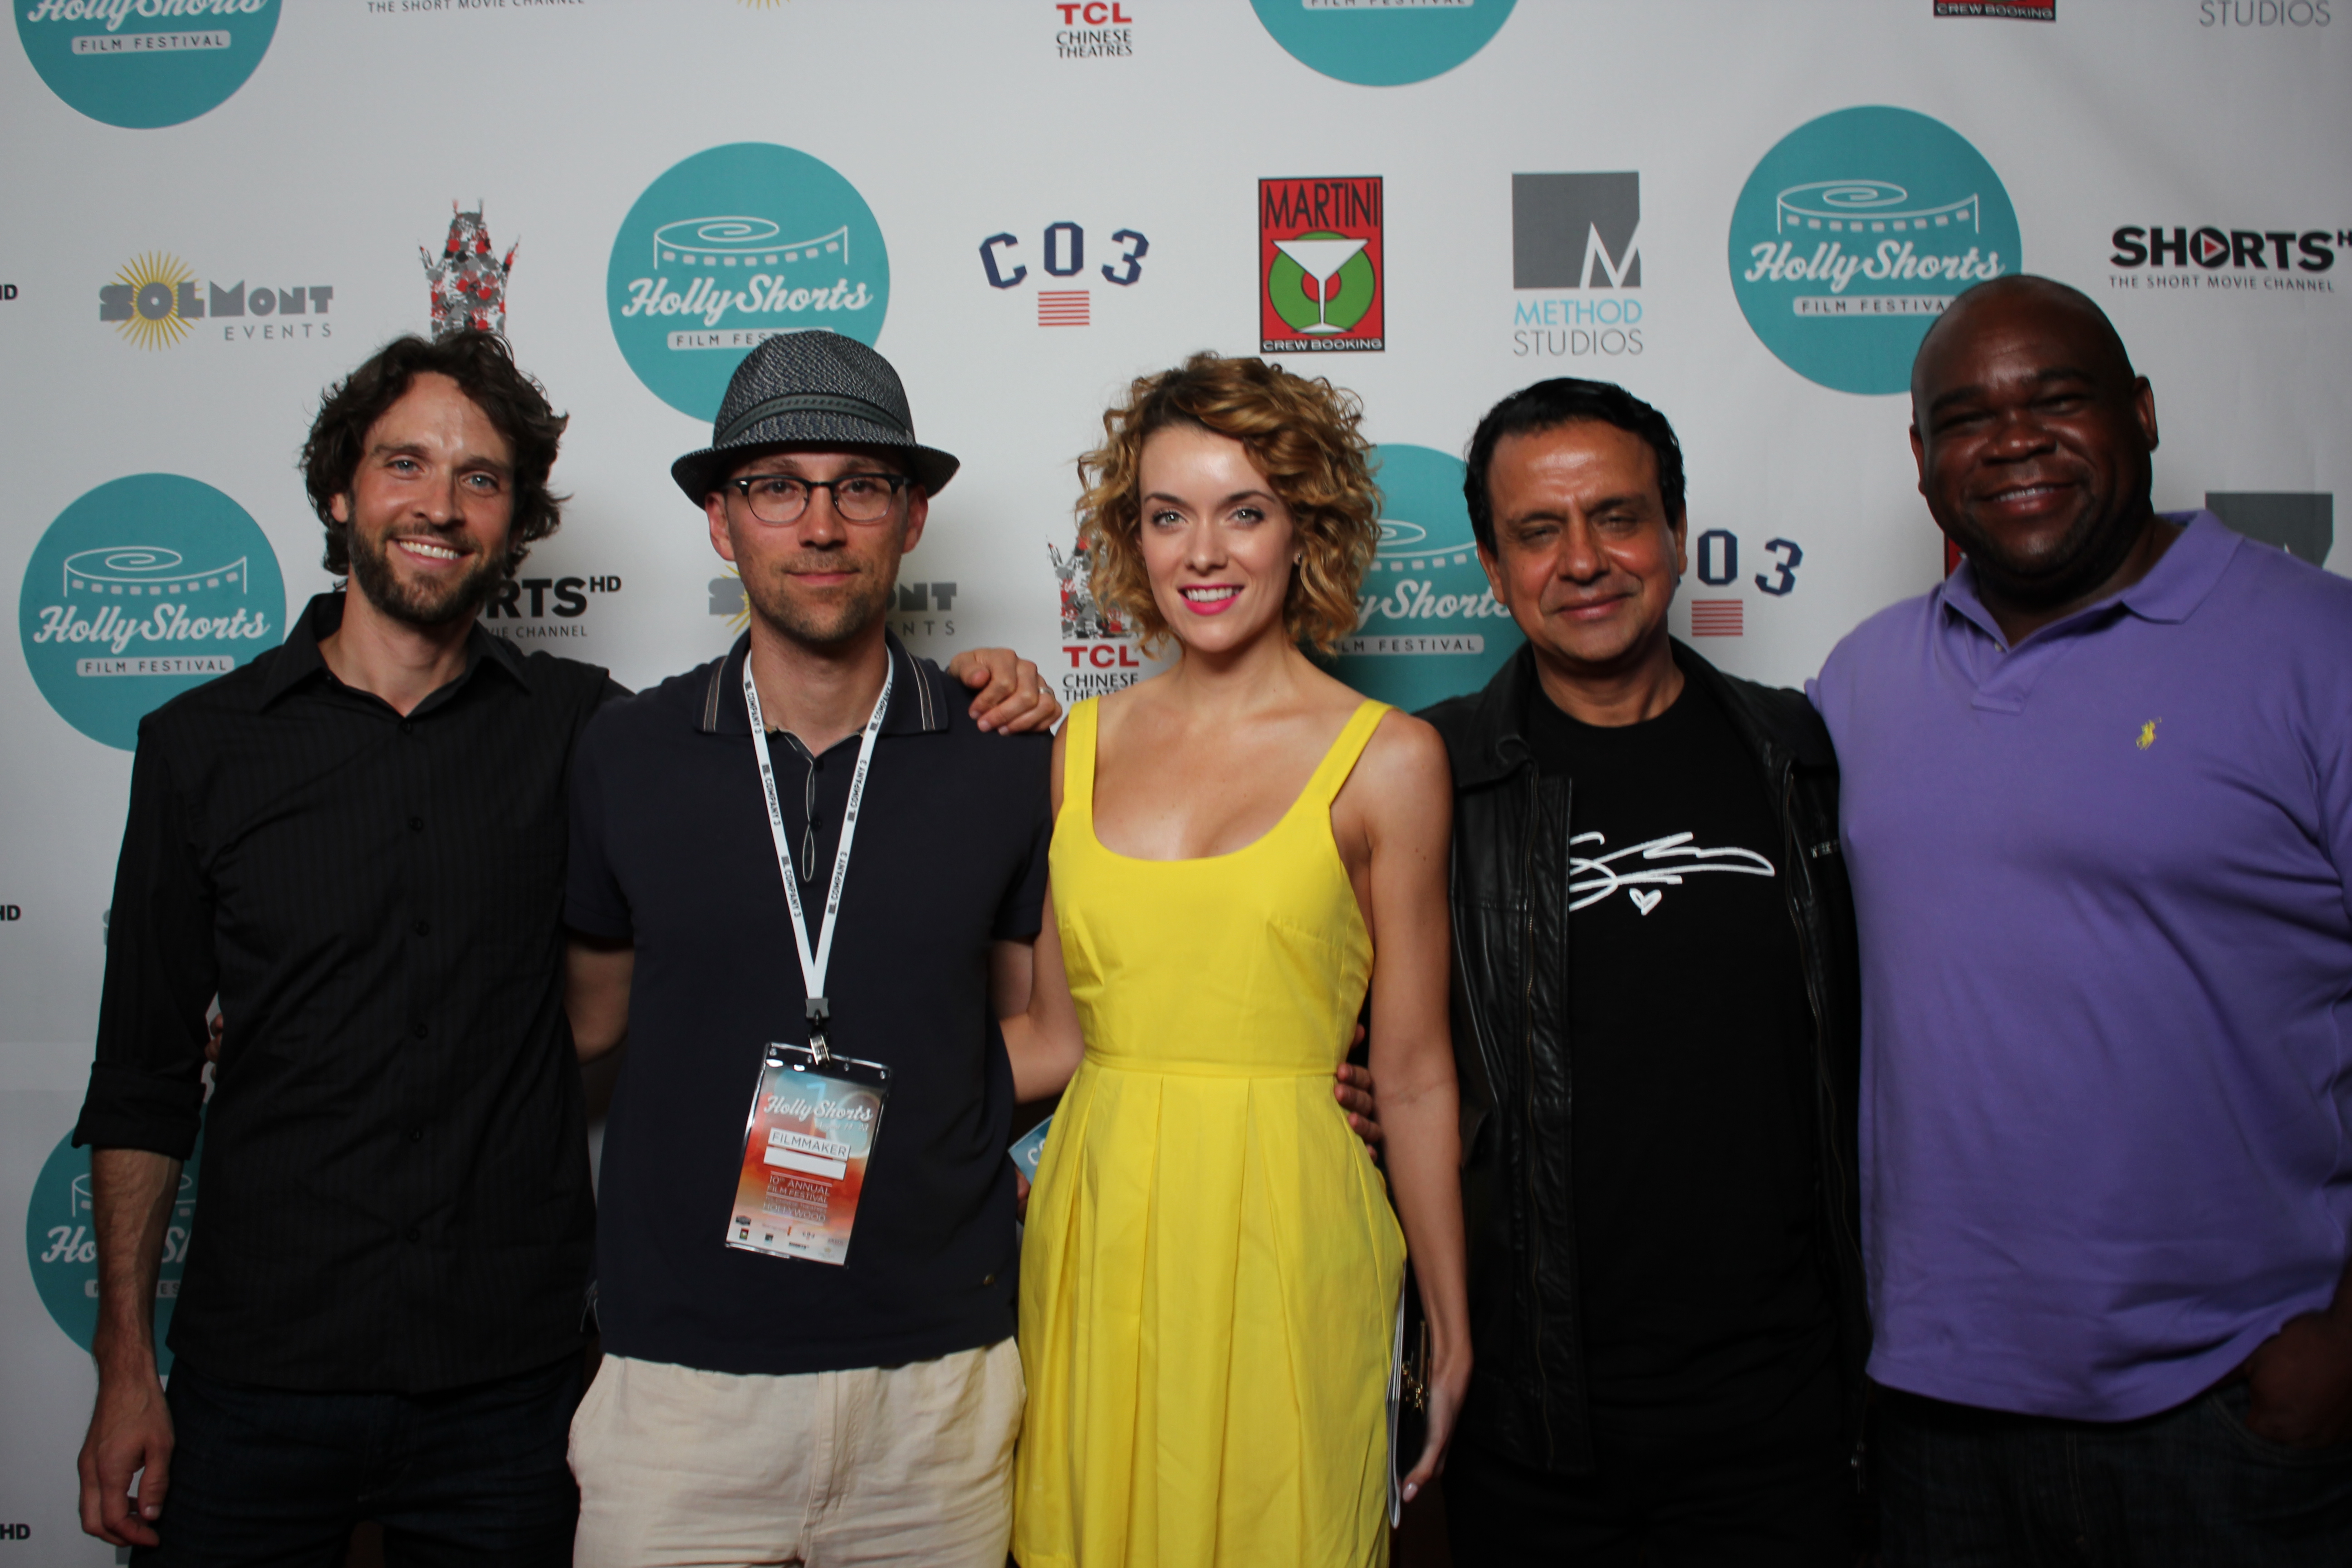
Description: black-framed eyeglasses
728,473,911,525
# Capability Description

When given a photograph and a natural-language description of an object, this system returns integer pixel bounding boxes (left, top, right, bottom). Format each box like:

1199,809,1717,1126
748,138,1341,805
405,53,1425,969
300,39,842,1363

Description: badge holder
726,1001,891,1267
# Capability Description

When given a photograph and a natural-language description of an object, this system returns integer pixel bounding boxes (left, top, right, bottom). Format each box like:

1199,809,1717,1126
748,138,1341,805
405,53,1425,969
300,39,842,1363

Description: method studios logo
100,250,335,348
1261,176,1384,354
1513,172,1646,360
1249,0,1514,86
17,0,279,130
1729,106,2020,396
18,473,286,750
608,142,890,421
26,1125,200,1371
1330,444,1521,711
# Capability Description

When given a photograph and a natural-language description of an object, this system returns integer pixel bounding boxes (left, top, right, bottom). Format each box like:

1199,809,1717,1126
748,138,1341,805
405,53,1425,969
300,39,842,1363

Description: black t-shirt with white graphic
1524,675,1835,1453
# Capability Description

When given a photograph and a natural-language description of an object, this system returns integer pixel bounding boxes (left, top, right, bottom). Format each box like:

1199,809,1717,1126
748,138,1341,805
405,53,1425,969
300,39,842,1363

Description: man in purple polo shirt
1810,275,2352,1563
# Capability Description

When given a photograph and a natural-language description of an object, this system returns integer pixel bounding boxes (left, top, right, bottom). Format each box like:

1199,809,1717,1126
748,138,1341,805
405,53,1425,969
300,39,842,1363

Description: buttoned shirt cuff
72,1060,206,1159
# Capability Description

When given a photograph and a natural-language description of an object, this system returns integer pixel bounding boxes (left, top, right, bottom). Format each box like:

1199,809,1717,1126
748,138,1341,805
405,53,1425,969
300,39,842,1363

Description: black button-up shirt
75,593,617,1393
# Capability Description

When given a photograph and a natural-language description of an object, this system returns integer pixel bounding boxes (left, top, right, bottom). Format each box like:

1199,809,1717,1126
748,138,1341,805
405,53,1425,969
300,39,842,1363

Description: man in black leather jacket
1421,378,1866,1565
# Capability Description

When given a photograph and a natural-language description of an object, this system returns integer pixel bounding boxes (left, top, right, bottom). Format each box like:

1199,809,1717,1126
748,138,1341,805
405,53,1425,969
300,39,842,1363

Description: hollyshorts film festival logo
19,473,287,750
17,0,279,129
1512,172,1646,361
1330,444,1521,710
1261,176,1384,354
26,1125,201,1370
1250,0,1514,86
1729,106,2021,396
99,250,335,348
608,142,890,421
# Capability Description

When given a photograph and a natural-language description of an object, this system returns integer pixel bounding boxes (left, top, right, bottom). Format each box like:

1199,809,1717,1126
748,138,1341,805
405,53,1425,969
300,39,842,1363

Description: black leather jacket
1420,640,1867,1475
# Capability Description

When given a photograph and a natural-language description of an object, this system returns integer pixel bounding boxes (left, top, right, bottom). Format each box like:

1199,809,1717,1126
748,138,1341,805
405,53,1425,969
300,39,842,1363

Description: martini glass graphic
1274,235,1369,333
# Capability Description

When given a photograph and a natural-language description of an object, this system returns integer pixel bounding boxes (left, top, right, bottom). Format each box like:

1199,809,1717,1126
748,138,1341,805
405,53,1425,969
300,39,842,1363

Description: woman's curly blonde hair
1075,353,1381,656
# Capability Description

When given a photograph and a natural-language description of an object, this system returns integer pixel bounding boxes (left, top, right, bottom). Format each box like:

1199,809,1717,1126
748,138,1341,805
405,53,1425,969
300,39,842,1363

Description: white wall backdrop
2,0,2344,1554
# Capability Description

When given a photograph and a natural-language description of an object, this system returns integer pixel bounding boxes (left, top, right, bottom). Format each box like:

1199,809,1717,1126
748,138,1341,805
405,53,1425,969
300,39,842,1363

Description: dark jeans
1876,1381,2352,1567
1443,1427,1858,1566
133,1353,581,1568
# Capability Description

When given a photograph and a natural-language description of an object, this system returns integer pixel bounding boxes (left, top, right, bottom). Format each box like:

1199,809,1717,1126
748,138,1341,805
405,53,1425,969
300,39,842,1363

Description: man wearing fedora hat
558,330,1062,1565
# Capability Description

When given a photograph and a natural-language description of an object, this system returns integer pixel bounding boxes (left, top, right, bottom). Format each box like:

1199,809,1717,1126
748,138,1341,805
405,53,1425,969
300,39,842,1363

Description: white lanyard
742,654,892,1061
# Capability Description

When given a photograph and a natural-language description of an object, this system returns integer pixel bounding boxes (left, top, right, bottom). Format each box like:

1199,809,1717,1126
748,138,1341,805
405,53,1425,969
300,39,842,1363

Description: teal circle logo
19,474,287,751
608,142,891,421
25,1127,201,1371
1728,106,2020,397
1250,0,1515,86
1331,444,1522,710
16,0,279,130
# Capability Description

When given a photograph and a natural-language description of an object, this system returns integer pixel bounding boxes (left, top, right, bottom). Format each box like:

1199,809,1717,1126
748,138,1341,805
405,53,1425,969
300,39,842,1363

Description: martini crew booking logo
1250,0,1514,86
1730,106,2020,396
27,1125,201,1370
608,142,890,421
100,251,334,348
1513,172,1645,361
17,0,278,129
1329,445,1520,710
1261,177,1383,353
1936,0,2053,16
19,473,286,750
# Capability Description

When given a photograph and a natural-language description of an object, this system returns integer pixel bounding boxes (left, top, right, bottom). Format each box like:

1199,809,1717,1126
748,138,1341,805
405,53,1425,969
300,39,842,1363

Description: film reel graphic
1775,181,1980,238
652,218,850,271
63,546,248,602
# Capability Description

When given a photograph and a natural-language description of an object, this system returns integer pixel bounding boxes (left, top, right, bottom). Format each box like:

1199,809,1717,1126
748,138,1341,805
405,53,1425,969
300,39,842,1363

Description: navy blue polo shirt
567,633,1050,1375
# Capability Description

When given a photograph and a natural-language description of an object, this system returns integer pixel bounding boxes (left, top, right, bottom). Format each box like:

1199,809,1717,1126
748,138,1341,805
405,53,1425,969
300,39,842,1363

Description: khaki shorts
569,1339,1024,1568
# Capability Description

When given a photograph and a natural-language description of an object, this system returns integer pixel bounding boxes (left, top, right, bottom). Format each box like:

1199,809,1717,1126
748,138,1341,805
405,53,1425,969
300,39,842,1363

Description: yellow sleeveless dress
1013,697,1409,1568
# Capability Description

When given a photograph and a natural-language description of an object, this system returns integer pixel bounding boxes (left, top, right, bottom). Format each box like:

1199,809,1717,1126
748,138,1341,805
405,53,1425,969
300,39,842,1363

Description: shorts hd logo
1250,0,1515,86
17,0,279,129
1330,444,1521,710
1261,176,1384,353
26,1126,200,1371
608,142,890,421
1730,106,2020,395
19,473,286,750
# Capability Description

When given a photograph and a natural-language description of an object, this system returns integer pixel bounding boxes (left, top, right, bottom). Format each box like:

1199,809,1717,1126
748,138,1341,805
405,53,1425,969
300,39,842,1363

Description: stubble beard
744,553,898,649
348,524,509,629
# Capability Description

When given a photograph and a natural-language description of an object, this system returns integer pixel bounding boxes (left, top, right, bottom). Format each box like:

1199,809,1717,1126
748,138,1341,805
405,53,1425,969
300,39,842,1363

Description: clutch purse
1387,1271,1431,1526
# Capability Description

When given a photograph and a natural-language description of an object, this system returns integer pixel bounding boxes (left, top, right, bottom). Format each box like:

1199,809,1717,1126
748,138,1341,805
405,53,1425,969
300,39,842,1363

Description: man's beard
348,525,507,628
743,553,897,647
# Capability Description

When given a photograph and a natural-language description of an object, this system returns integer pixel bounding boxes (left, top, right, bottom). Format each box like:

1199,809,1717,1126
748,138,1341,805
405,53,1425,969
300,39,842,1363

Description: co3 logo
979,223,1150,289
1691,530,1805,596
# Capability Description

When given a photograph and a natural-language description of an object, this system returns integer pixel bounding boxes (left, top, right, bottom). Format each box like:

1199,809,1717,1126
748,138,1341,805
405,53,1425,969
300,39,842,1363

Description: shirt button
412,920,430,937
412,1022,428,1039
407,1127,425,1143
982,1273,996,1286
400,720,414,735
408,816,424,832
406,1226,421,1243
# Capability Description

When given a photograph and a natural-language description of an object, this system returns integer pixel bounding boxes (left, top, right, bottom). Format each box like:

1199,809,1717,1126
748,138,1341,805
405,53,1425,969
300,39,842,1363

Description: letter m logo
1512,172,1641,289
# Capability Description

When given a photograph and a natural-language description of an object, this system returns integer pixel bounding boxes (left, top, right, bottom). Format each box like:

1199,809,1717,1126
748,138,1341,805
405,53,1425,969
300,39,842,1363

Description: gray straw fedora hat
670,331,960,505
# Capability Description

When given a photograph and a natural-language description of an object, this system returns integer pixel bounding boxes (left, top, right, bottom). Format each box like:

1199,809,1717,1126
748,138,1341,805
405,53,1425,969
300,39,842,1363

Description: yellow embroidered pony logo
2136,719,2161,751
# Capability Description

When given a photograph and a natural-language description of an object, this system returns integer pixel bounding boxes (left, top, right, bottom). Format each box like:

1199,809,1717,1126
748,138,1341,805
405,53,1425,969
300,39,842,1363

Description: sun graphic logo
103,252,198,350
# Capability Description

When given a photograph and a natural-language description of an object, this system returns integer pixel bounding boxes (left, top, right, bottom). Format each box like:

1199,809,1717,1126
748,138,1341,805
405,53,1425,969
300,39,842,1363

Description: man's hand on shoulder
2245,1307,2352,1448
946,648,1062,734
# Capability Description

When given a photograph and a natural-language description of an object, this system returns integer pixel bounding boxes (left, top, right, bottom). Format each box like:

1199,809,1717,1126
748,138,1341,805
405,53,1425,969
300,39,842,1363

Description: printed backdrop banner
2,0,2344,1552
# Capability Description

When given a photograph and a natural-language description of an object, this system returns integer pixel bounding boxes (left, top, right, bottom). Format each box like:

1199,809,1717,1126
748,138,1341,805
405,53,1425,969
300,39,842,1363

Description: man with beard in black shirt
1422,378,1867,1564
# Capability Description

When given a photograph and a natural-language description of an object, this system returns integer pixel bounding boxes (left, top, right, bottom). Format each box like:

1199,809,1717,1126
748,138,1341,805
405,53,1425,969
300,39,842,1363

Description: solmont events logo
16,0,279,130
1249,0,1514,87
1729,106,2020,396
100,250,335,348
608,142,890,421
26,1125,200,1370
19,473,286,750
1329,444,1521,710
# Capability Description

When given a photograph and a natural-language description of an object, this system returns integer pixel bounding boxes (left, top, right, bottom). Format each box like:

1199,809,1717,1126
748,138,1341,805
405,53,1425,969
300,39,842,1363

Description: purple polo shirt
1810,512,2352,1421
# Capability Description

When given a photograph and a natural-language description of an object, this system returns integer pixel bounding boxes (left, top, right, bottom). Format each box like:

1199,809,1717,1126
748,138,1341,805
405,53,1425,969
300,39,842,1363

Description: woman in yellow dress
1000,354,1470,1567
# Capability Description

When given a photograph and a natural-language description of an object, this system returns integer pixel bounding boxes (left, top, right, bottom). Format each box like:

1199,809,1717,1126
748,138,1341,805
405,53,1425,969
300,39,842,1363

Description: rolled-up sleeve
74,727,213,1158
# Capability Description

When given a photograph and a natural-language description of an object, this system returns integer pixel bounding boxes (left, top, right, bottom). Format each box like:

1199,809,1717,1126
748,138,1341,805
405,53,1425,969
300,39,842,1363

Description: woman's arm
996,723,1086,1102
1354,711,1470,1503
